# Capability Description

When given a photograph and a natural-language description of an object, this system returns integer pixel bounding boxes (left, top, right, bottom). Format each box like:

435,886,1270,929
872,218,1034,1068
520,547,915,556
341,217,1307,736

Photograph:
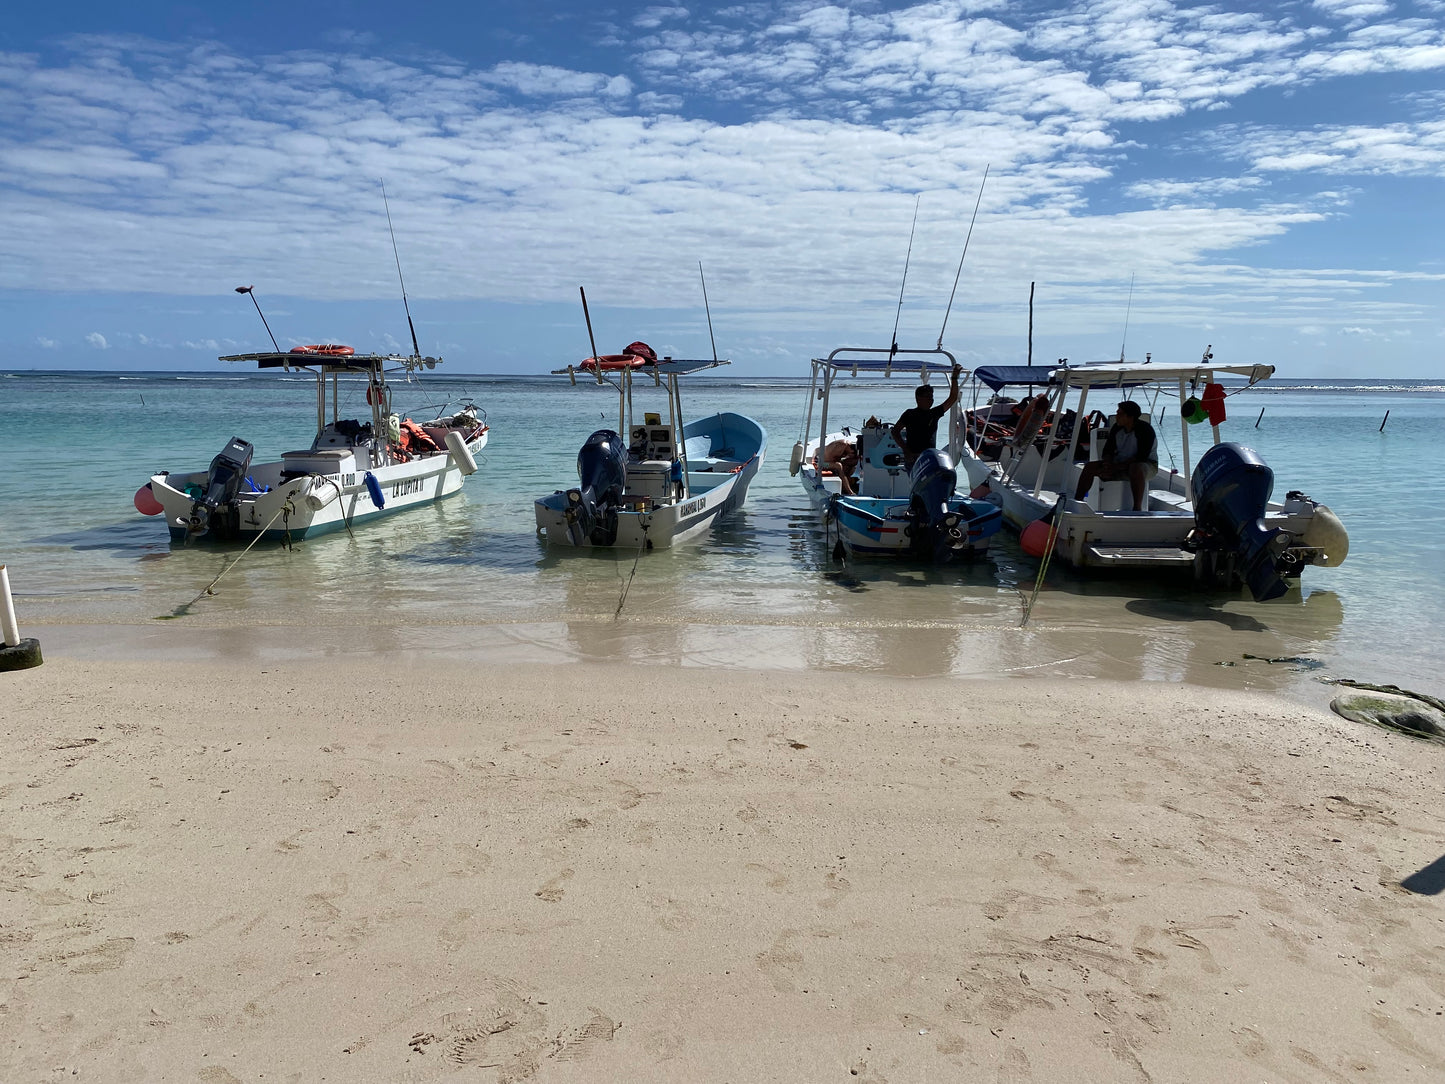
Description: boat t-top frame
219,351,443,459
968,354,1275,499
802,346,966,461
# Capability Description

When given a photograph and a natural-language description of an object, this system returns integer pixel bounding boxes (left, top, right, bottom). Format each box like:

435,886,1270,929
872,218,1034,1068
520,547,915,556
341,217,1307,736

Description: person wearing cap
891,364,963,470
1072,400,1158,511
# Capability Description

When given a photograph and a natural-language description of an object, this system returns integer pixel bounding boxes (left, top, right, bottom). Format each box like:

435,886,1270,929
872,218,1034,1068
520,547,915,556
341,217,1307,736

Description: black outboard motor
566,429,627,546
907,448,968,563
1190,442,1291,601
189,437,253,537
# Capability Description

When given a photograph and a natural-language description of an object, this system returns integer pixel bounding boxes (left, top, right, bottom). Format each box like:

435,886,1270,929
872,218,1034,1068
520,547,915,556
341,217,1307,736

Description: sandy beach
3,654,1443,1082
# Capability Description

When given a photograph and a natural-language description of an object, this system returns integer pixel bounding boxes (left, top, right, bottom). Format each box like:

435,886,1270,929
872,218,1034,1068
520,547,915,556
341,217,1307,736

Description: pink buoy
134,484,163,516
1020,518,1053,558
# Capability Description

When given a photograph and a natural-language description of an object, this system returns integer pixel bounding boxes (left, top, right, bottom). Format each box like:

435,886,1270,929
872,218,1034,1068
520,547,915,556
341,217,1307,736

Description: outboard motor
188,437,253,537
906,449,968,563
1189,442,1291,601
566,429,627,546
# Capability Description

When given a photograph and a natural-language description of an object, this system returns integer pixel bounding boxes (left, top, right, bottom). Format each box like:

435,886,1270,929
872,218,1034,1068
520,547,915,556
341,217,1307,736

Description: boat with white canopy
958,349,1348,600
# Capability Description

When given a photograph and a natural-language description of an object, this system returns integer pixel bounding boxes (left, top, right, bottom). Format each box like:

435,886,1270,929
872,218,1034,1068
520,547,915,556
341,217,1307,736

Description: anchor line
170,499,296,616
1020,499,1063,626
614,521,649,619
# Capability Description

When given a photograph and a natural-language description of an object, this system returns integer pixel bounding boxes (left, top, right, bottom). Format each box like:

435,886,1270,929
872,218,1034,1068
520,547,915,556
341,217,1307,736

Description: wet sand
3,654,1443,1081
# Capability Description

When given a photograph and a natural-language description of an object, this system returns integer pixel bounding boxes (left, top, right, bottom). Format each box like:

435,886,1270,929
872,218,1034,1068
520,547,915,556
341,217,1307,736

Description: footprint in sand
63,937,135,974
756,929,804,992
819,870,851,910
406,980,549,1081
534,869,574,903
547,1008,619,1062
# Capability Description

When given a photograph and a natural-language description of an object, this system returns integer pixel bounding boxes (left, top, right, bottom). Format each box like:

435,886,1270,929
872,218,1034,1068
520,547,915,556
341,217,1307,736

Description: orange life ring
366,384,384,406
579,354,646,371
290,344,355,356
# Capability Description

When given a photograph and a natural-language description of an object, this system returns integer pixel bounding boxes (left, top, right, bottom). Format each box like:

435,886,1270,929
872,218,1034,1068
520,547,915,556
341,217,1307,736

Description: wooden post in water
1255,407,1265,428
1380,410,1390,433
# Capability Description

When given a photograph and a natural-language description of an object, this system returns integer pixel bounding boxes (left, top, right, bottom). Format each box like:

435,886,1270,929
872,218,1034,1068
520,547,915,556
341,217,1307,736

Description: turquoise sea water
1,368,1442,701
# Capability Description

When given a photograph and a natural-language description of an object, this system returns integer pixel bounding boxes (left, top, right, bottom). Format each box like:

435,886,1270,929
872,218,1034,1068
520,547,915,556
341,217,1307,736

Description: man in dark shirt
892,364,962,469
1073,400,1158,511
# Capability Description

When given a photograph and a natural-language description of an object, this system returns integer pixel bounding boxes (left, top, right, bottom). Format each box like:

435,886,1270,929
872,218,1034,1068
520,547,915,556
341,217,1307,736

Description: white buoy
1302,504,1349,567
304,477,341,511
788,440,804,476
0,565,43,671
445,431,478,476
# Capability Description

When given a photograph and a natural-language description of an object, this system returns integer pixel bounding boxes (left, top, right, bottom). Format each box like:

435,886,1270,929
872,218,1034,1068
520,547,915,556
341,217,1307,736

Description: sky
2,1,1443,377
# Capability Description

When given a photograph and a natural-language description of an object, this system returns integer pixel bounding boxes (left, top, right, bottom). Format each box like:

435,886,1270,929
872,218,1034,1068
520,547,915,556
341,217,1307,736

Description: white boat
137,348,489,542
957,350,1348,600
790,346,1003,562
534,344,766,550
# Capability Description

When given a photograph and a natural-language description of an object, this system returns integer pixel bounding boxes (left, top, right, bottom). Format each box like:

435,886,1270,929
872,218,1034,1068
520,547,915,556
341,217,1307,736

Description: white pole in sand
0,565,20,647
0,564,43,670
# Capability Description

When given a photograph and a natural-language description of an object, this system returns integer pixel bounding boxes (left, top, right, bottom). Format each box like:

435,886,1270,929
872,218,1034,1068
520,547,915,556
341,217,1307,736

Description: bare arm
935,365,963,415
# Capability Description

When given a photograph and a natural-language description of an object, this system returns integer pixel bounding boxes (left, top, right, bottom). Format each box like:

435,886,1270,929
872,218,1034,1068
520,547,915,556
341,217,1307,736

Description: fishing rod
936,164,989,350
579,286,605,386
699,261,717,362
382,181,422,359
233,285,279,352
1119,272,1135,363
889,194,921,361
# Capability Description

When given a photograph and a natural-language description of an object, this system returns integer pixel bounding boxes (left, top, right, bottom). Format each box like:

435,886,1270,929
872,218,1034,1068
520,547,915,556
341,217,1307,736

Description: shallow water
2,369,1441,703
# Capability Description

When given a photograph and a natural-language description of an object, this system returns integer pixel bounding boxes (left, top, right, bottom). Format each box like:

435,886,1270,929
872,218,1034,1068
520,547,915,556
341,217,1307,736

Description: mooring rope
1020,499,1063,627
614,520,649,619
165,499,295,617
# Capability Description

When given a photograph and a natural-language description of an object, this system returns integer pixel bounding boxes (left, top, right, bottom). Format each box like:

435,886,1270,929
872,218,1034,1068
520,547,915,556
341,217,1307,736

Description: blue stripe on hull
166,487,467,544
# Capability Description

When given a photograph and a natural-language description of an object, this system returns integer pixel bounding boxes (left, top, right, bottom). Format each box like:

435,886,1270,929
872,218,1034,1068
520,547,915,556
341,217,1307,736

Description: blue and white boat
790,346,1003,563
535,344,766,550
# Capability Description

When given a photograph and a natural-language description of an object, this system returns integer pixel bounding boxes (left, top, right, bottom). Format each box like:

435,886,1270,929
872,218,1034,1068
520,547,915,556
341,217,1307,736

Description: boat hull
149,430,488,542
826,493,1002,559
536,413,765,550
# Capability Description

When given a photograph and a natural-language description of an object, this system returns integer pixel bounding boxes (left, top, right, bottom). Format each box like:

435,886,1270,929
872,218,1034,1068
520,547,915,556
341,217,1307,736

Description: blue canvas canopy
972,365,1058,391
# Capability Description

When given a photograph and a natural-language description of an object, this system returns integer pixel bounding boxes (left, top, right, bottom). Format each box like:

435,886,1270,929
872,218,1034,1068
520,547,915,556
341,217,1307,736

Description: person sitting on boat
1072,400,1158,511
892,364,963,470
822,435,862,495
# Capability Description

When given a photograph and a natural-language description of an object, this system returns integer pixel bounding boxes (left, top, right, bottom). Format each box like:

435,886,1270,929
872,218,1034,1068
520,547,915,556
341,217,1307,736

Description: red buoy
134,484,163,516
1020,518,1053,558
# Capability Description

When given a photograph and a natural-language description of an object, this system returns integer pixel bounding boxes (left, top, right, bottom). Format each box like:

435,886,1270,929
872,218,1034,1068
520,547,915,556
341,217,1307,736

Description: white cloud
86,332,109,349
0,5,1442,360
37,336,59,348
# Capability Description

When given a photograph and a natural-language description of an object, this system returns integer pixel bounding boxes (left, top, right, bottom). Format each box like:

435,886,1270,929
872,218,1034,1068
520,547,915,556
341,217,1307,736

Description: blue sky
2,1,1443,377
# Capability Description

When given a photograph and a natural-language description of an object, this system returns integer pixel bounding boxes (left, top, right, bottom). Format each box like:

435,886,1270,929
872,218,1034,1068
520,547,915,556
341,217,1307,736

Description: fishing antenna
936,164,989,350
579,286,604,384
889,194,921,361
1119,273,1135,363
699,262,718,362
234,285,279,352
382,181,422,359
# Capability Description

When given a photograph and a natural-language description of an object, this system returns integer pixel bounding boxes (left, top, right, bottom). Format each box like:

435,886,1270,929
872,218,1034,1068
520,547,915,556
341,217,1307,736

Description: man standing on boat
1072,400,1158,511
892,364,963,470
